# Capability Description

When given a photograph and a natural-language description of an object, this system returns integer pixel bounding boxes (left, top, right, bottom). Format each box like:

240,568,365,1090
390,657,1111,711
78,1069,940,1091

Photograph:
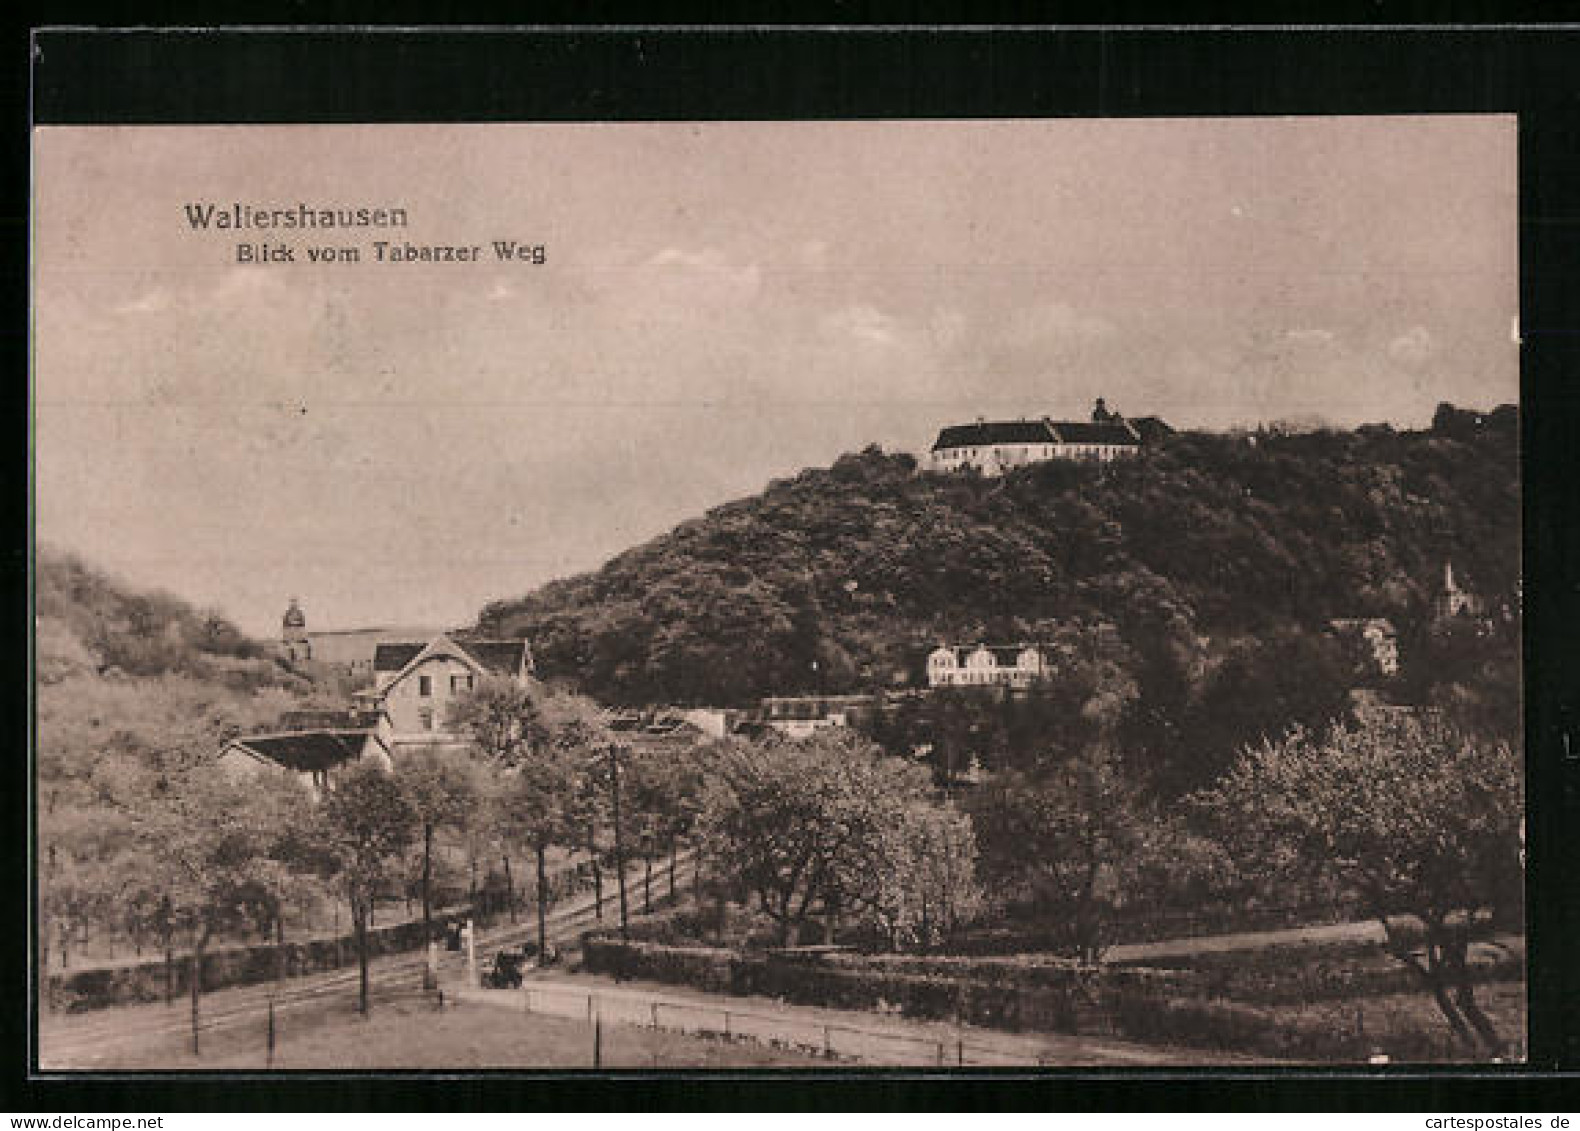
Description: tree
396,744,479,945
453,682,607,958
700,731,950,947
867,801,983,952
93,744,310,1054
967,747,1164,962
494,742,578,964
1194,713,1522,1057
318,761,416,1016
446,675,547,766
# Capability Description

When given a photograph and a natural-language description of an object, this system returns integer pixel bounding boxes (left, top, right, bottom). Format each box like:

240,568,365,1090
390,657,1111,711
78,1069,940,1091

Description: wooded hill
477,405,1520,786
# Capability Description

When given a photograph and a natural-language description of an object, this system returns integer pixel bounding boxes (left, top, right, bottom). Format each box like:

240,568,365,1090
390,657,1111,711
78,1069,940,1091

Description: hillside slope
477,409,1520,724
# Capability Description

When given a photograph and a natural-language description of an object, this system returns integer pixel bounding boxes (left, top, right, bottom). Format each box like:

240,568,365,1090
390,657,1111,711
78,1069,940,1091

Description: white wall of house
383,653,480,740
927,644,1052,688
932,441,1138,475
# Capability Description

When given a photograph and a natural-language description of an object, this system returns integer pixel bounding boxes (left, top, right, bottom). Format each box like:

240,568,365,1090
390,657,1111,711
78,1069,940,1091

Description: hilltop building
929,399,1169,476
1434,561,1484,622
927,644,1055,689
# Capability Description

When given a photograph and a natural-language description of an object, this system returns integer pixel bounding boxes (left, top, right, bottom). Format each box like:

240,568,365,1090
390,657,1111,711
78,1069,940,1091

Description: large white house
927,644,1054,689
929,399,1169,476
373,633,535,750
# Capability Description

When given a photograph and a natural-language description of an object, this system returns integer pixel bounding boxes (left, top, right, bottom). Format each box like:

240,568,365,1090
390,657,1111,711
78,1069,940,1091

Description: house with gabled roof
372,633,535,751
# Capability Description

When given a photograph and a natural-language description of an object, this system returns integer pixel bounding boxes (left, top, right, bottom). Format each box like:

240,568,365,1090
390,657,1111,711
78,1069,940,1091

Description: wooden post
609,746,629,942
266,997,276,1069
651,1001,660,1029
594,1015,602,1068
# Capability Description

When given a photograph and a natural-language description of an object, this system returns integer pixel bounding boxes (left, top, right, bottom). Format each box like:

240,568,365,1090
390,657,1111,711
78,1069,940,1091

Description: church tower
282,597,311,662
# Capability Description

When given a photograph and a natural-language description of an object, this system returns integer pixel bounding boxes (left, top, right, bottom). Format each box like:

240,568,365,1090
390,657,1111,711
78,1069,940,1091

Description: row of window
416,673,476,697
930,670,1043,684
936,444,1136,462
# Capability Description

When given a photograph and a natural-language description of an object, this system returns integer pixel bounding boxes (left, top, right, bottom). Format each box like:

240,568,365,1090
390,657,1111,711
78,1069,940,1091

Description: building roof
228,730,376,773
932,643,1050,666
455,639,533,676
374,642,426,673
932,420,1055,450
1047,421,1140,445
278,707,386,731
932,418,1142,451
373,636,531,677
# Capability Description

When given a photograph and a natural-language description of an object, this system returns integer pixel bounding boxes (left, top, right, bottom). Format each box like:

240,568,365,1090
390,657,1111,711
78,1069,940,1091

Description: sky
33,117,1518,637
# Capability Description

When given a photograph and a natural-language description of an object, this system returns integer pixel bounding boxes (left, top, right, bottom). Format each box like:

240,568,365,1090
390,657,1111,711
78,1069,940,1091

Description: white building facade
927,644,1054,689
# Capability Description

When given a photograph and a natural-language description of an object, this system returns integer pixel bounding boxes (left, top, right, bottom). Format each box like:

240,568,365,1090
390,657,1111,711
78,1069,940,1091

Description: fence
476,981,1044,1067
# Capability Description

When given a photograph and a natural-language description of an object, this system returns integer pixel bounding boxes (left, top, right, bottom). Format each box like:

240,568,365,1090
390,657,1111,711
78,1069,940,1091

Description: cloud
821,304,900,348
113,290,170,316
1388,325,1437,367
645,247,762,294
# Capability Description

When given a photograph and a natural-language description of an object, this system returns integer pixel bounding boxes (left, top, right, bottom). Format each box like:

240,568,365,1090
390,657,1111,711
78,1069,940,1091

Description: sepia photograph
31,115,1523,1071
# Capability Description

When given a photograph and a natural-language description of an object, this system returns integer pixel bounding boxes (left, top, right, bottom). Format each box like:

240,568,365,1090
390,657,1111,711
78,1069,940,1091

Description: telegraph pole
608,743,630,941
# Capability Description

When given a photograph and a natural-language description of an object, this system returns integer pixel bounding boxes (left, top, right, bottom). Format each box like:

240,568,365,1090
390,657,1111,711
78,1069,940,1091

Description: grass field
73,997,826,1070
1266,981,1528,1063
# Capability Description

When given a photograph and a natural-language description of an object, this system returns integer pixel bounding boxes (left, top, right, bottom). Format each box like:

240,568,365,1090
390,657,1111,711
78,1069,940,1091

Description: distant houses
928,399,1171,476
227,606,537,786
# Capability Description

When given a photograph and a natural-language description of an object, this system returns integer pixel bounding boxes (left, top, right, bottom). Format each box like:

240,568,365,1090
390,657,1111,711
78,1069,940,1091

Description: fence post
523,988,532,1014
823,1025,833,1059
936,1040,945,1066
723,1010,731,1038
651,1001,660,1029
266,997,276,1069
587,993,594,1023
594,1015,602,1068
957,1038,964,1066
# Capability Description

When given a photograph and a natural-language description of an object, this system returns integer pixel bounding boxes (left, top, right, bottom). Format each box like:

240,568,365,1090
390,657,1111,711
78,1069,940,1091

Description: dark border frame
18,18,1580,1112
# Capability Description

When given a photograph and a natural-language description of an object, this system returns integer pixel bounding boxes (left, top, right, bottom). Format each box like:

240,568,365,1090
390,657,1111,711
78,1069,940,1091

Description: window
451,674,474,694
418,675,432,697
418,707,434,731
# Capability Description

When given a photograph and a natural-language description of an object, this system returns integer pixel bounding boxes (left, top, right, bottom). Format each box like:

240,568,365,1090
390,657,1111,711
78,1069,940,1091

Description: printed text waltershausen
184,203,409,230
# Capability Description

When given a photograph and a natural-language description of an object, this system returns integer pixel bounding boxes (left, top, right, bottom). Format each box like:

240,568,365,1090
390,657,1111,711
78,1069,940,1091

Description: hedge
47,854,611,1014
578,937,1518,1062
45,907,475,1014
580,936,1196,1037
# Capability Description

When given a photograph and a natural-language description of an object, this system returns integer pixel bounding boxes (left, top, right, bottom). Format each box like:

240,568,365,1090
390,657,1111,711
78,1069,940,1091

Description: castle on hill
929,399,1172,476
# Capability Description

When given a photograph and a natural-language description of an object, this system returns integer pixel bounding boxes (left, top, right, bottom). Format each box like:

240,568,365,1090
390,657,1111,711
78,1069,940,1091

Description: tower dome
281,598,311,662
